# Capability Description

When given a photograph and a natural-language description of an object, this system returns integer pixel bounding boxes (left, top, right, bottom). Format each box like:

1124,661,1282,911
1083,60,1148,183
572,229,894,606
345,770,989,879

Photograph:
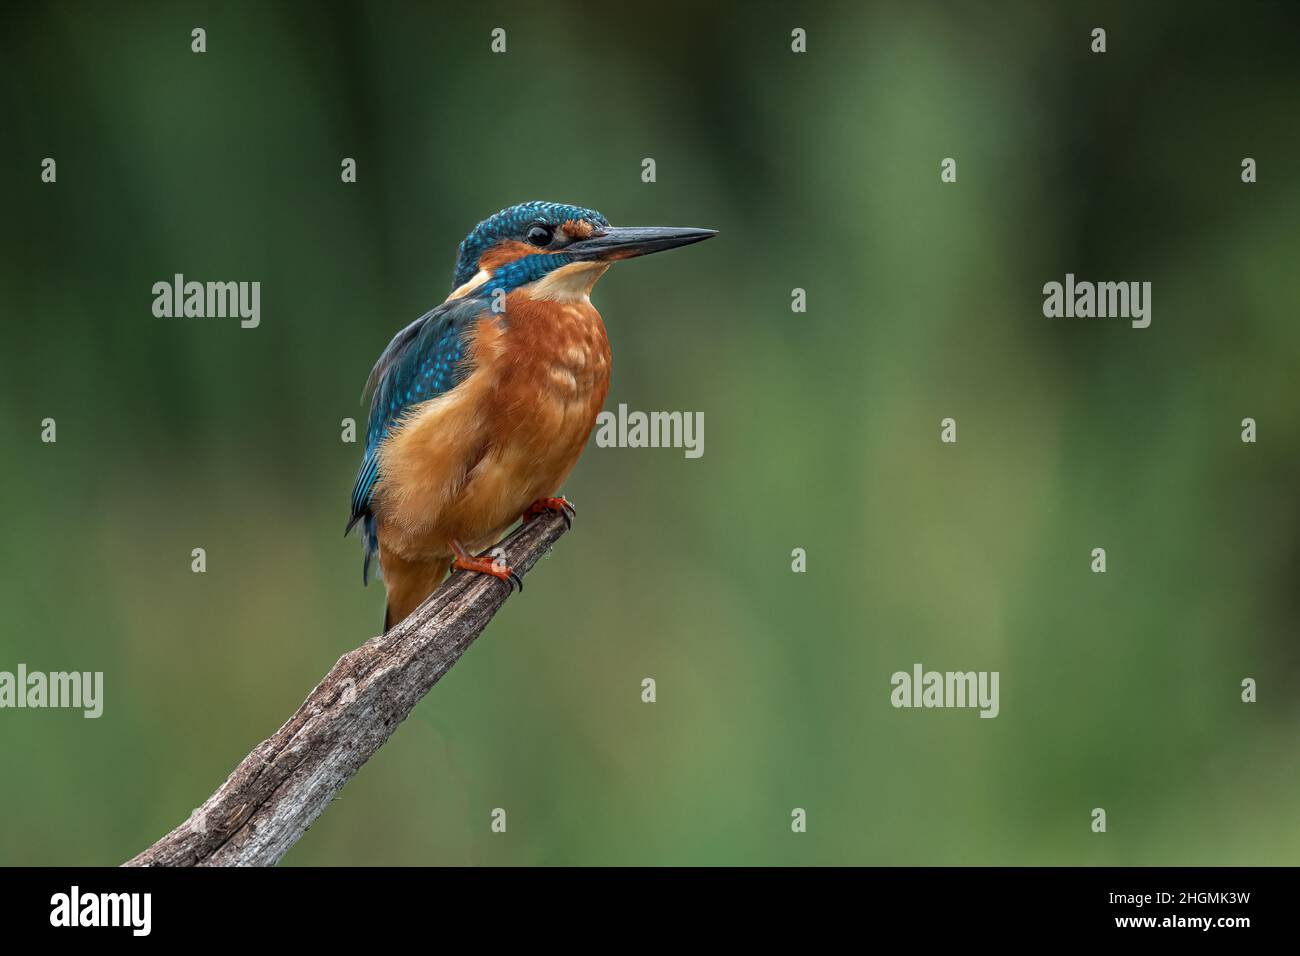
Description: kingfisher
346,201,716,631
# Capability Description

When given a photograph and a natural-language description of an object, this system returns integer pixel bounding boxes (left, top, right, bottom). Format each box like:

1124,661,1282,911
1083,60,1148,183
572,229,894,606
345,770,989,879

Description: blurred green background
2,0,1297,866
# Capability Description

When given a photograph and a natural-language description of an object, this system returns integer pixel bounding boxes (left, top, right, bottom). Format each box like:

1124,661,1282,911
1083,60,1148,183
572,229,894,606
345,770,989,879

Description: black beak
565,225,717,262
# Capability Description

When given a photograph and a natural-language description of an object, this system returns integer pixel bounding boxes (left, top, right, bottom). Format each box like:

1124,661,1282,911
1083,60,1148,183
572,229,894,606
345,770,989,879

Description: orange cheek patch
477,239,541,272
561,219,596,239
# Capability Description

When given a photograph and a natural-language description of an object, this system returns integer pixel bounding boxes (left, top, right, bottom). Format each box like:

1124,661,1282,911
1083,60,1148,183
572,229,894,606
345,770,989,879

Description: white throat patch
529,261,610,303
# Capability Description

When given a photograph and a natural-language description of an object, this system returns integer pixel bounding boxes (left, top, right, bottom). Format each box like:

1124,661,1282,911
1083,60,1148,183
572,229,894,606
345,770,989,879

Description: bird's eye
526,224,553,247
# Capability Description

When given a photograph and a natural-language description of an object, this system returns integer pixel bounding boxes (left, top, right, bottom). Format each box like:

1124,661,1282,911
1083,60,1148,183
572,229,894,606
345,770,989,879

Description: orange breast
374,279,611,565
494,293,611,455
436,292,610,549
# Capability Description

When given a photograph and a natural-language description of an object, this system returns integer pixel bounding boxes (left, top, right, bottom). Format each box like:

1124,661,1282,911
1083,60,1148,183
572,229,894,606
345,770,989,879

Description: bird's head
449,201,716,301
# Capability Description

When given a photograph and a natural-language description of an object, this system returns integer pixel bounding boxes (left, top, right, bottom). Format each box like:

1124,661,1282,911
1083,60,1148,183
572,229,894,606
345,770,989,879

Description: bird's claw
526,496,576,529
452,554,522,593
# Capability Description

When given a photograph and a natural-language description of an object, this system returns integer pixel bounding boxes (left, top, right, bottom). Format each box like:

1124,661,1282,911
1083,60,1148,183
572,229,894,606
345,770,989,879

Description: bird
346,201,716,631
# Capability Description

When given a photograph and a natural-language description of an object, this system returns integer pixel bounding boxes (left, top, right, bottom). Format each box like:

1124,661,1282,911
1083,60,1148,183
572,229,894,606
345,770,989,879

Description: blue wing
346,295,488,583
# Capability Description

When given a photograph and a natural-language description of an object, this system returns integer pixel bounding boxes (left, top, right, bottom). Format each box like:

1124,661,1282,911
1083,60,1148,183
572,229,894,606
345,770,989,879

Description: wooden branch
123,511,570,867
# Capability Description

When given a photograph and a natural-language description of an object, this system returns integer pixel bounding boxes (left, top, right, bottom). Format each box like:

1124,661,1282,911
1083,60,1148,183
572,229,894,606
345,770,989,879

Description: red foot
525,496,576,527
449,541,522,591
